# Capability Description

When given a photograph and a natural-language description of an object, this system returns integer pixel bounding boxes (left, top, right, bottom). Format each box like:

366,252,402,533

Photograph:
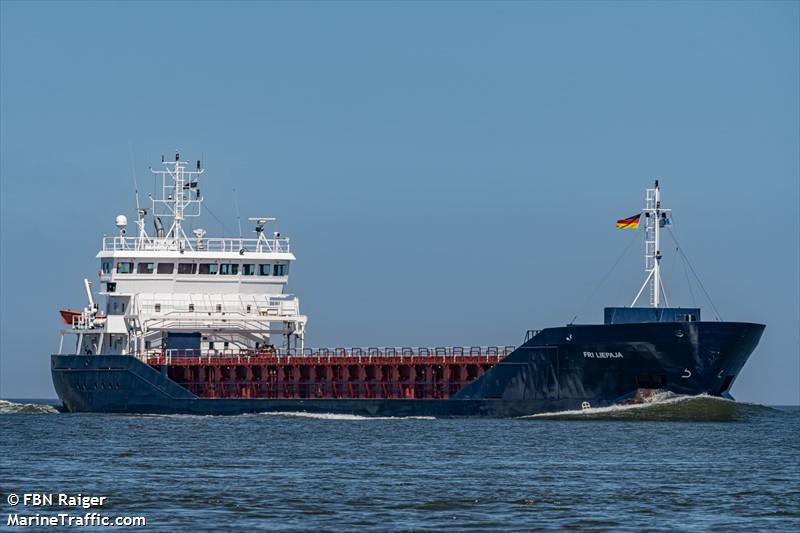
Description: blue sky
1,1,798,404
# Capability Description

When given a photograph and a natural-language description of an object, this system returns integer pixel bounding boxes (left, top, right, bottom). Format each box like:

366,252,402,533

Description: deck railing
101,236,291,254
143,346,516,365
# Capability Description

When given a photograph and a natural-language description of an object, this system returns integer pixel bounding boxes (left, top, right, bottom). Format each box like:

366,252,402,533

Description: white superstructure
58,152,307,357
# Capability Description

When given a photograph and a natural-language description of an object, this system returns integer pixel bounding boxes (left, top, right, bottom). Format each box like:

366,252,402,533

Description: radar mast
149,151,204,249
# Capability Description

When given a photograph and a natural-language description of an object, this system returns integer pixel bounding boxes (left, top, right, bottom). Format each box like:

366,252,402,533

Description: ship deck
145,347,514,400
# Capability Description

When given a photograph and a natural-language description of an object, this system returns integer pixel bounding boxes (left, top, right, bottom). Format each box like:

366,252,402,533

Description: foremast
631,180,672,308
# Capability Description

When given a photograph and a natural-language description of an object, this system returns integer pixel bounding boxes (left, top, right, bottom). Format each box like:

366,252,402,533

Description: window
137,262,154,274
116,262,133,274
273,264,287,276
220,264,239,275
101,261,113,274
154,303,161,312
199,263,218,275
242,264,256,276
106,282,116,293
157,263,174,274
246,305,251,313
215,304,222,312
258,264,271,276
188,304,195,312
177,263,197,274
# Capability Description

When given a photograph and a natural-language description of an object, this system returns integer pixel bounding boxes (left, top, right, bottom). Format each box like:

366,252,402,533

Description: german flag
616,213,641,229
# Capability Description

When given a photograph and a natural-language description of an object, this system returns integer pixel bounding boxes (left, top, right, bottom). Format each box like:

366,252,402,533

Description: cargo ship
51,153,765,416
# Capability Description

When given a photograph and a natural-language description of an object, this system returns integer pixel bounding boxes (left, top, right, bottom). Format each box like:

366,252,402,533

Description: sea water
1,398,798,531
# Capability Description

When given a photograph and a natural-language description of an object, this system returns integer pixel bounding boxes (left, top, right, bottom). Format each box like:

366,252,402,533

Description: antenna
129,144,149,245
234,188,243,239
129,144,141,212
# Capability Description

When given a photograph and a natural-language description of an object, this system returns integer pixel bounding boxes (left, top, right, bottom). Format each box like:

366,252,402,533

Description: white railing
101,236,291,254
69,312,106,330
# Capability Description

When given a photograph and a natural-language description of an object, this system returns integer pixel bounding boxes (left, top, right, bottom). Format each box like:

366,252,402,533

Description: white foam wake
531,391,695,416
522,393,768,422
0,399,59,414
259,411,436,420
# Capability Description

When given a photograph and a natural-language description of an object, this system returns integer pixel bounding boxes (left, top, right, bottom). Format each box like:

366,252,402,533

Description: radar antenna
248,217,277,253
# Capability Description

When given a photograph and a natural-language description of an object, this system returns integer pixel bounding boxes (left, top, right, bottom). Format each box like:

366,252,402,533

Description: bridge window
199,263,218,275
157,263,174,274
242,264,256,276
116,262,133,274
273,264,287,276
101,261,113,274
177,263,197,274
258,264,271,276
220,264,239,275
137,262,154,274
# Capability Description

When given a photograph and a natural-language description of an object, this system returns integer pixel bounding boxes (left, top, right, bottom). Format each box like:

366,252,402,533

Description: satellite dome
115,215,128,228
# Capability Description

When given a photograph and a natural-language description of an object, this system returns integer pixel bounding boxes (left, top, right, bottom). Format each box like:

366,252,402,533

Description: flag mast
630,180,671,308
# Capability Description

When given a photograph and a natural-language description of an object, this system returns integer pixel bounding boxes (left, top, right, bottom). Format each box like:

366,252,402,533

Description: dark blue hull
51,321,764,416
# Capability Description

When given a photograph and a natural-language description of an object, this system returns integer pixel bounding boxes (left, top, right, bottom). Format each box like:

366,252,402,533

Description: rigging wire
128,144,141,213
665,237,679,291
680,250,697,307
568,229,640,325
666,227,722,321
203,202,227,238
